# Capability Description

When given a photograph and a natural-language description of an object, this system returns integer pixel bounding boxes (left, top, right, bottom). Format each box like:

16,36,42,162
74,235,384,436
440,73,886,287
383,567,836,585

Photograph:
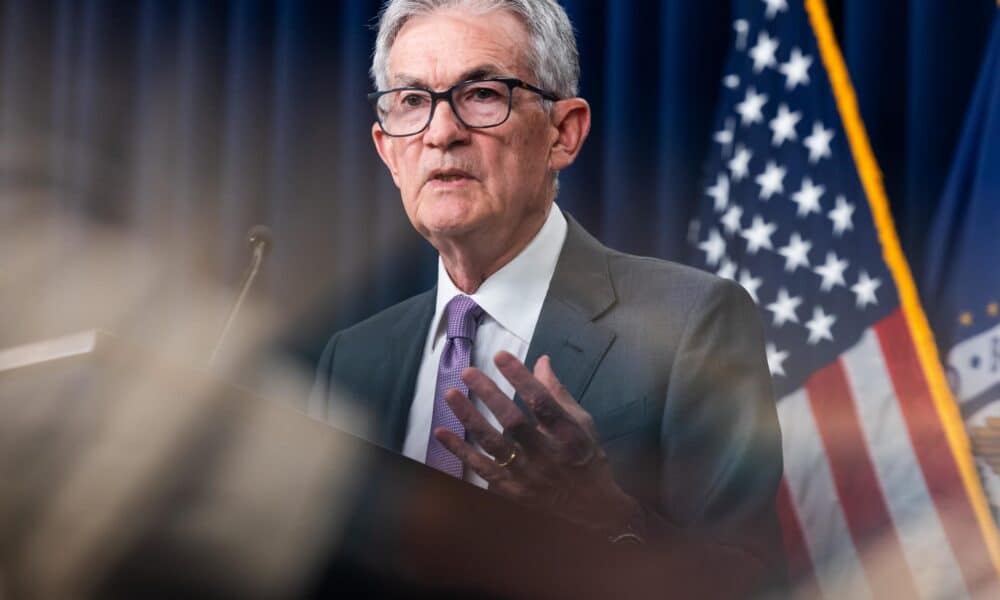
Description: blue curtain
0,0,993,365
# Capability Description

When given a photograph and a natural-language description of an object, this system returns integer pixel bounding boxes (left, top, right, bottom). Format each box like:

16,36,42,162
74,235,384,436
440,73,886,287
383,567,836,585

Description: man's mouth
427,169,475,184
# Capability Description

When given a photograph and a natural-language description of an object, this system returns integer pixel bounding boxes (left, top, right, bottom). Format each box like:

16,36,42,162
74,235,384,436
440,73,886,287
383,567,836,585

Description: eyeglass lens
376,80,511,135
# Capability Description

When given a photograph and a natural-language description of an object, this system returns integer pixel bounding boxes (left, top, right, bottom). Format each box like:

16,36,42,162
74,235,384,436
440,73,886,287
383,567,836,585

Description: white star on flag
733,19,750,51
738,269,763,303
803,121,834,163
828,195,855,236
765,342,789,376
791,176,825,217
741,215,777,254
713,117,735,156
814,251,849,292
766,287,802,326
736,87,768,126
777,231,812,272
721,204,744,235
761,0,788,20
805,305,836,344
748,32,780,73
769,103,801,146
698,228,726,266
779,47,812,90
717,258,737,280
722,74,740,89
755,160,787,200
728,144,753,181
851,270,882,308
706,173,730,211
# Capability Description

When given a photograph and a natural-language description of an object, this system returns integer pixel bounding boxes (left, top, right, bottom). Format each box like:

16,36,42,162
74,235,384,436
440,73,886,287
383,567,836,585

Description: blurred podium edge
0,329,103,374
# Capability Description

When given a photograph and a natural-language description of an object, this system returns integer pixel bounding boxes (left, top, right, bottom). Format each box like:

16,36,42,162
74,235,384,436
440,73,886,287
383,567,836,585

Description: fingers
434,428,507,484
462,365,547,454
450,369,579,500
442,386,545,480
461,366,525,427
443,388,508,459
534,355,576,412
496,352,595,466
434,427,540,502
494,352,569,427
534,355,599,437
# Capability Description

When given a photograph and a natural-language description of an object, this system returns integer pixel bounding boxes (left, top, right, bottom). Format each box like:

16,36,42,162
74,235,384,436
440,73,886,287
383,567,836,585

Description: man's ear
372,121,402,188
548,98,591,173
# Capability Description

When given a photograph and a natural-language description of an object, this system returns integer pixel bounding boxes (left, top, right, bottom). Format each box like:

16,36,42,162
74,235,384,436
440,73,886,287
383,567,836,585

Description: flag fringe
804,0,1000,577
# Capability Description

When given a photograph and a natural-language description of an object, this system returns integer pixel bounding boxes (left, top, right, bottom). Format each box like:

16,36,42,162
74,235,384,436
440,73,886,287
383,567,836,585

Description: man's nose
422,97,469,148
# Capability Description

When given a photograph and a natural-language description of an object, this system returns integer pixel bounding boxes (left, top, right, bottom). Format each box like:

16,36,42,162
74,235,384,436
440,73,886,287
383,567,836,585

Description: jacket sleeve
308,332,341,422
651,276,787,588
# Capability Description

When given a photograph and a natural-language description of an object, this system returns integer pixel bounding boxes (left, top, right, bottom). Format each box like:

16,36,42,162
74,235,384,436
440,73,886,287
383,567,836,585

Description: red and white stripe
777,309,998,598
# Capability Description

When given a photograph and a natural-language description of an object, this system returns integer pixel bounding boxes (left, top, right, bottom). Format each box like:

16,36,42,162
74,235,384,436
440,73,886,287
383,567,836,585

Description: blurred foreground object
0,209,366,597
0,330,362,598
686,0,1000,596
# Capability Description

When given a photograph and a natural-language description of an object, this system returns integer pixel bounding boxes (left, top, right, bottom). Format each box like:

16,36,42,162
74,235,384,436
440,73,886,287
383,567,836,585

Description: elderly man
312,0,785,581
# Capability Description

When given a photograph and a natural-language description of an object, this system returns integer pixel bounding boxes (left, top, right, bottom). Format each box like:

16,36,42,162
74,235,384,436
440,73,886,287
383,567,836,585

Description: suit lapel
382,290,436,451
524,215,617,407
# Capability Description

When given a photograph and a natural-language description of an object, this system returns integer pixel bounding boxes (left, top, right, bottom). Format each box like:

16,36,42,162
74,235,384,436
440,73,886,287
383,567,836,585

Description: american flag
687,0,1000,596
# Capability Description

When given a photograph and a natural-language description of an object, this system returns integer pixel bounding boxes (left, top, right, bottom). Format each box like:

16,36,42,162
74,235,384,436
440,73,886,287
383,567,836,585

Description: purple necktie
426,295,484,478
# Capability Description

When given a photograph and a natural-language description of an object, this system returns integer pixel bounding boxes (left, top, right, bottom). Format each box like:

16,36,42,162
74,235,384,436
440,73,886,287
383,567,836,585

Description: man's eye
467,87,502,102
400,93,427,107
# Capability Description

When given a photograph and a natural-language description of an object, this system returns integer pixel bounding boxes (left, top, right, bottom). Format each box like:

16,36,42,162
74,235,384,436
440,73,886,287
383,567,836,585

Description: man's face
372,9,557,248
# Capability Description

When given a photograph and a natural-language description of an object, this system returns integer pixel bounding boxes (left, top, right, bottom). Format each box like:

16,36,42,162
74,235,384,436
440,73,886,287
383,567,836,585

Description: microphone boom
208,225,273,366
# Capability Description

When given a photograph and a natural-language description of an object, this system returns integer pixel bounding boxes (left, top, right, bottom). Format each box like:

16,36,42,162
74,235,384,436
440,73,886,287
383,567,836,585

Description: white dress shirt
402,204,568,488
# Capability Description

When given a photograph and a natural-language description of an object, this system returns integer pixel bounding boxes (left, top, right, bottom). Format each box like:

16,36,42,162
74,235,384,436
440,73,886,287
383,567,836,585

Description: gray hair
370,0,579,98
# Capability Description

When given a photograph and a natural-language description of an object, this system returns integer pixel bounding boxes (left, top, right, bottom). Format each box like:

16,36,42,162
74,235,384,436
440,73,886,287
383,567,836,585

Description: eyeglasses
367,77,560,137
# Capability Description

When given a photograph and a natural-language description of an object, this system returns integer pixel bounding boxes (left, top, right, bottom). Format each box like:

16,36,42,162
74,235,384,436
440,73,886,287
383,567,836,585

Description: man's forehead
386,8,531,88
391,64,508,88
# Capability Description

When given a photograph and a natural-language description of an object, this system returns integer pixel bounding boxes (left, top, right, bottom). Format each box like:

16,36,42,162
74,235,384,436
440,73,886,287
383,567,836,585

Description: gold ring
496,446,518,468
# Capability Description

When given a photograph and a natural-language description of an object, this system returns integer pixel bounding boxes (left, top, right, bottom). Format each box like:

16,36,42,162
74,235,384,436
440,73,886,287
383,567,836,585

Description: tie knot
445,295,484,341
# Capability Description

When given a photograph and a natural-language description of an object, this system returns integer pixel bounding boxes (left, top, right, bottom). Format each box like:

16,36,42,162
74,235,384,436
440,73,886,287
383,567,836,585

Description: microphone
208,225,273,366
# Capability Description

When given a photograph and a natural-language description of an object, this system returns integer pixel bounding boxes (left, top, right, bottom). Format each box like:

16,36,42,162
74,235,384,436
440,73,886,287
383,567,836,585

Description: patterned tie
426,295,484,478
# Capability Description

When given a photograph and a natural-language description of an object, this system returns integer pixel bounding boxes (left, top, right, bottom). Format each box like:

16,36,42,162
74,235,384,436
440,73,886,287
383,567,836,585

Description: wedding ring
496,445,518,468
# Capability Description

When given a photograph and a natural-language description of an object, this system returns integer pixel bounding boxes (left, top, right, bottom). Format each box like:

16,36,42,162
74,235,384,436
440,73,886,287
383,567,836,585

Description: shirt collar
431,203,568,348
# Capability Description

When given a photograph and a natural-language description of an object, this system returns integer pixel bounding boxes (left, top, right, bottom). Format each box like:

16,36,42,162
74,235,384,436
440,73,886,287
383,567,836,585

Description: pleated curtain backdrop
0,0,994,366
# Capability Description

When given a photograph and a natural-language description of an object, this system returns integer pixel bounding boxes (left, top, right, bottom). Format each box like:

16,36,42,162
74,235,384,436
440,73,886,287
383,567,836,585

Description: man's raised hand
433,351,639,536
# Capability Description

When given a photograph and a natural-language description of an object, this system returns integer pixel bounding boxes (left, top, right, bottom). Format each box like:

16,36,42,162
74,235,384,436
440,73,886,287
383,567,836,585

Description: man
312,0,785,584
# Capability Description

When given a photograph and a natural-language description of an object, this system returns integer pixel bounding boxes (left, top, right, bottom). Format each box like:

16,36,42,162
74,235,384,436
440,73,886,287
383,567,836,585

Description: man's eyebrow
391,73,427,88
390,64,510,89
456,65,507,82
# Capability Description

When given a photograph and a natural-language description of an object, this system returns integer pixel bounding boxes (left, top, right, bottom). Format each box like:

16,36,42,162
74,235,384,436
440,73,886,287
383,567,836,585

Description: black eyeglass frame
367,77,560,137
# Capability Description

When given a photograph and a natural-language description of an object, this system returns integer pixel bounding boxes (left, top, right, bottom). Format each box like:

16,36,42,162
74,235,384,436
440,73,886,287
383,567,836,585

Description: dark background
0,0,994,368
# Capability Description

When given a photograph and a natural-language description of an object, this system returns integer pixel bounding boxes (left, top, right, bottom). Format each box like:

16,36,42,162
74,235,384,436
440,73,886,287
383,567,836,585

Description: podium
0,331,688,599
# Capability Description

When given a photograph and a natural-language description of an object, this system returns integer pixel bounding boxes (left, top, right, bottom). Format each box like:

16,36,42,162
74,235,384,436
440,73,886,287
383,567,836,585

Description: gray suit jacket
313,214,785,579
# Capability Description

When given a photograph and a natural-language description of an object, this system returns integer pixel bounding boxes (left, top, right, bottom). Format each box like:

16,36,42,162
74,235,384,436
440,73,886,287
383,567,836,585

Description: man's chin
415,196,489,236
421,218,485,242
